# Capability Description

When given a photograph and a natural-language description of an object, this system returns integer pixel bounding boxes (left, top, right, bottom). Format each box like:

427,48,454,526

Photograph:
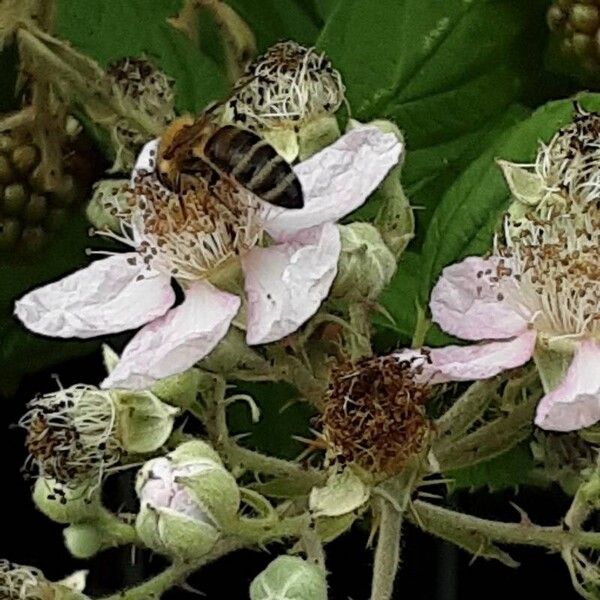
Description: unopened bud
135,441,240,560
331,223,396,302
250,556,327,600
63,523,103,559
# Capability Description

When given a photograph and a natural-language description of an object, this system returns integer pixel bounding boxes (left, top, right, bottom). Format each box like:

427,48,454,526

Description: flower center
117,169,264,285
500,204,600,341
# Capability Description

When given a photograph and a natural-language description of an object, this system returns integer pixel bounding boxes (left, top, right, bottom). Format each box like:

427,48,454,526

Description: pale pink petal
430,256,533,341
395,331,537,384
535,340,600,432
263,126,402,240
14,253,175,338
101,281,240,390
242,222,341,345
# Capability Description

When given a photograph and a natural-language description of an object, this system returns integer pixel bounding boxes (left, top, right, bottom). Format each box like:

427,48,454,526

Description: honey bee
156,111,304,209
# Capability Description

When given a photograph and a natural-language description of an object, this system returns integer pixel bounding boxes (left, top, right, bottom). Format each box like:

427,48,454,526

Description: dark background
1,354,580,599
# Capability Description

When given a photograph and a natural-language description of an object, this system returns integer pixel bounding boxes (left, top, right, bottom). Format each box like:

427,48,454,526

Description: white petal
242,223,341,345
395,331,537,385
263,125,403,239
102,281,240,390
535,340,600,432
133,139,159,181
14,253,175,338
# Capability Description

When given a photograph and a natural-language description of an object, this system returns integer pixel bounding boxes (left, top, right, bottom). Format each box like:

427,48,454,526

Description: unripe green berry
11,144,39,176
24,194,48,223
52,174,77,206
548,4,568,30
570,3,600,33
0,155,14,184
3,182,28,215
572,31,594,56
0,134,14,152
0,218,21,250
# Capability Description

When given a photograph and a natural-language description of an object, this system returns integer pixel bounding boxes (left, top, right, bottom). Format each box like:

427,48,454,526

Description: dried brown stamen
320,356,431,475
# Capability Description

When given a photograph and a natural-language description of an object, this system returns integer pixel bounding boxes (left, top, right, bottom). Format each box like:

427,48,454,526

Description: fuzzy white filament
19,384,121,487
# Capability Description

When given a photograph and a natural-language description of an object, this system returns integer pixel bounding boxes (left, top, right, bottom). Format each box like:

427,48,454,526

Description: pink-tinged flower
15,125,402,389
399,204,600,432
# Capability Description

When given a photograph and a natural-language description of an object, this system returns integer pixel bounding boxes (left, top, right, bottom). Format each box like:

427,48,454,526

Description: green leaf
225,0,321,51
55,0,228,113
420,93,600,302
447,443,545,492
318,0,547,240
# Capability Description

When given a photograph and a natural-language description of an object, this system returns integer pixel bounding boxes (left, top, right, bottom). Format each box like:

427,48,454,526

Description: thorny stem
100,538,244,600
434,379,542,472
348,302,373,360
95,509,139,548
412,500,600,552
100,515,311,599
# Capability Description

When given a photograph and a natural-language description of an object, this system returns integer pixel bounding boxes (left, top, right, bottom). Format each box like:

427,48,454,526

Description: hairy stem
412,500,600,551
435,383,541,472
100,539,244,600
370,497,403,600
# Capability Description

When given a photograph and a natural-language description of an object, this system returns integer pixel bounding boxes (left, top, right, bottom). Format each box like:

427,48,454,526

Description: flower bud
135,441,240,560
105,57,175,172
63,523,103,559
33,478,101,524
250,556,327,600
331,223,396,302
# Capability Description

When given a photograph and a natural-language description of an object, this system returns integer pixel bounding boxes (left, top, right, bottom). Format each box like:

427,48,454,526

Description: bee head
157,115,196,190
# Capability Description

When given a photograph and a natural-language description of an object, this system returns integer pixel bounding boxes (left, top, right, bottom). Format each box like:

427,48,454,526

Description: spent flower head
227,40,345,131
106,56,175,172
321,355,431,475
19,383,178,488
501,107,600,213
19,384,121,488
0,561,86,600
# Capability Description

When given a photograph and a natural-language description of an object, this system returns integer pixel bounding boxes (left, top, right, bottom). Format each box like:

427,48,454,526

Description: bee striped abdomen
204,125,304,209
